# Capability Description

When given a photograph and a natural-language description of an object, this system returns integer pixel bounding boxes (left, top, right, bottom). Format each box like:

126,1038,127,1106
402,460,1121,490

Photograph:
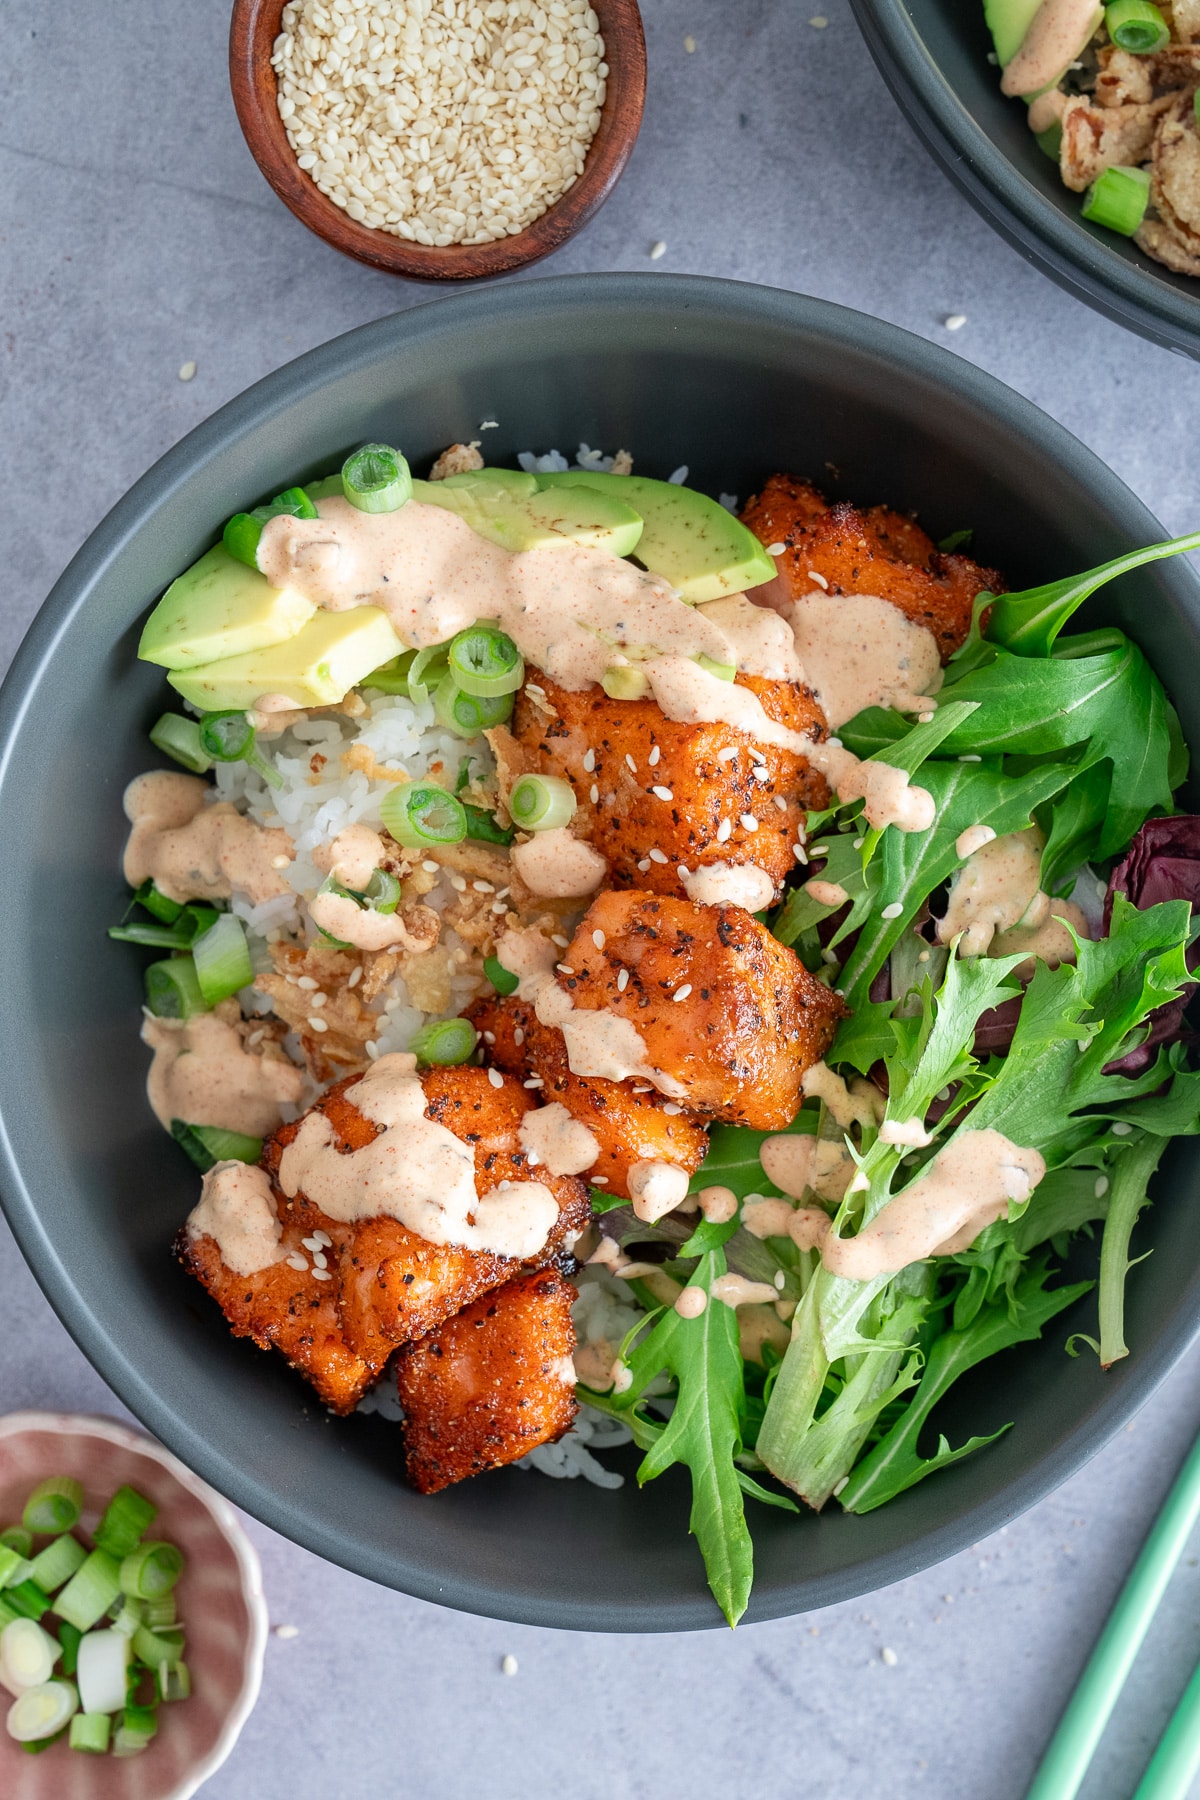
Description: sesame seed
347,965,363,989
808,570,829,589
1112,1122,1133,1136
793,844,808,862
483,1030,496,1044
314,1230,332,1247
501,1654,519,1676
307,1016,329,1032
524,1076,544,1088
650,240,667,260
557,963,575,975
918,711,935,723
648,746,661,766
636,858,651,872
716,818,732,843
178,360,197,382
881,902,903,919
773,795,788,811
422,860,440,873
740,813,759,832
625,753,638,773
1095,1176,1109,1198
589,784,600,804
853,837,864,849
958,754,982,763
311,992,328,1008
473,880,495,893
491,901,506,914
592,929,606,949
652,785,674,802
271,854,291,869
717,746,738,763
365,1040,380,1059
617,969,630,991
684,33,696,51
312,1251,329,1270
274,1624,300,1639
247,1029,264,1046
944,314,967,332
648,848,669,864
514,1027,525,1046
673,984,693,1002
302,1236,322,1252
774,1271,786,1290
487,1067,504,1089
662,1102,682,1115
766,541,786,555
677,864,690,877
450,874,467,892
297,976,319,990
551,934,570,948
881,1646,898,1665
286,1253,308,1272
591,1175,609,1185
752,765,770,781
809,14,829,26
583,749,596,772
312,1268,332,1282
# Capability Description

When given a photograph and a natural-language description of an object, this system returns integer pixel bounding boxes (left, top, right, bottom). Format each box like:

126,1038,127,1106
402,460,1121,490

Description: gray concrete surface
4,1,1200,1795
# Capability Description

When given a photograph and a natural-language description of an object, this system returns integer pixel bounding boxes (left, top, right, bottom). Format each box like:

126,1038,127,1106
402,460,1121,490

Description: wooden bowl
229,0,646,281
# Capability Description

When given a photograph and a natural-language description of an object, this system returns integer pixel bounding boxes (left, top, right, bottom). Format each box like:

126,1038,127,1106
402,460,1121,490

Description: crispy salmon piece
556,890,846,1130
396,1268,579,1493
177,1200,379,1416
469,995,709,1200
740,474,1002,662
263,1066,590,1365
511,672,828,900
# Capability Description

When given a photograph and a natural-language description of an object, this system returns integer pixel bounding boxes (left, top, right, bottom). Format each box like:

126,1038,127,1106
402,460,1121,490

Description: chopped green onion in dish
409,1017,479,1066
482,955,519,996
361,650,416,693
0,1527,33,1559
342,443,412,514
509,772,577,832
27,1536,87,1595
157,1660,190,1703
406,644,450,704
5,1679,78,1744
144,957,209,1020
197,710,282,788
0,1618,59,1691
0,1544,30,1586
600,665,649,700
69,1712,111,1754
131,1625,183,1672
222,485,318,568
120,1543,184,1602
24,1478,84,1537
57,1622,82,1677
113,1703,158,1756
76,1629,130,1714
170,1121,263,1173
5,1581,52,1621
132,880,185,926
108,920,194,950
149,712,212,773
191,914,254,1006
462,804,514,846
1081,164,1152,235
433,670,515,736
94,1487,156,1562
109,1595,144,1640
379,781,467,848
143,1596,177,1631
55,1552,122,1632
1105,0,1170,52
447,623,524,697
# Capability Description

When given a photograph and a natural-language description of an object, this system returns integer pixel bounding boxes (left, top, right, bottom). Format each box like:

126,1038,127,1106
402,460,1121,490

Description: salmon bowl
2,273,1200,1631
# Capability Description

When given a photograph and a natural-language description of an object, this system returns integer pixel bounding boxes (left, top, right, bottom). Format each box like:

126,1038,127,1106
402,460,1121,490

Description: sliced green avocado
167,606,404,711
534,471,774,603
410,469,644,557
138,545,317,671
984,0,1043,69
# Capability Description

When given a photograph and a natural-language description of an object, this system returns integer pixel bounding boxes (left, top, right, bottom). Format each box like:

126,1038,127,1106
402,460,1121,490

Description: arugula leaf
605,1248,757,1625
689,1114,816,1202
837,1262,1092,1513
827,995,898,1076
1097,1133,1165,1369
1034,760,1112,896
985,532,1200,658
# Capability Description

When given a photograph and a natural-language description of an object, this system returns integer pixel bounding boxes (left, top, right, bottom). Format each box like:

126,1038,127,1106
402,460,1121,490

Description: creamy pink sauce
760,1132,859,1205
697,1184,739,1223
1027,86,1069,133
801,1062,885,1131
741,1197,797,1239
938,826,1089,964
789,1206,834,1251
822,1128,1046,1280
628,1159,691,1223
711,1273,779,1309
955,824,997,860
123,771,293,906
785,592,944,731
674,1286,708,1319
314,822,386,890
276,1050,559,1259
815,742,936,834
681,862,775,910
518,1102,599,1177
143,1004,304,1137
509,829,608,899
804,878,849,908
1001,0,1100,96
187,1162,283,1275
878,1117,934,1149
992,901,1090,971
307,889,420,951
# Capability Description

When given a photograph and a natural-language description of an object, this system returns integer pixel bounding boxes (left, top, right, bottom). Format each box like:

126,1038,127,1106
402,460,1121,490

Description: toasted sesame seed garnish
793,843,809,862
625,753,638,773
592,929,606,949
717,746,738,763
473,880,495,893
514,1027,525,1045
673,984,693,1002
347,965,363,989
617,969,630,992
551,933,570,947
752,765,770,781
648,745,661,766
491,900,507,914
307,1016,329,1032
652,785,674,802
312,1251,329,1270
677,864,690,877
589,784,600,804
524,1076,544,1088
918,712,935,723
297,975,319,990
302,1236,322,1253
314,1230,332,1247
450,874,468,891
365,1040,380,1059
716,818,732,842
483,1030,496,1044
808,569,829,589
590,1175,609,1185
648,848,669,864
271,853,291,869
487,1067,504,1089
311,1268,332,1282
740,813,759,831
662,1102,683,1115
881,902,903,919
632,1084,652,1093
650,239,667,260
583,748,596,772
766,541,786,555
637,858,652,872
286,1253,308,1272
178,360,197,382
310,992,328,1008
958,754,982,763
422,859,440,873
773,795,788,811
557,963,575,975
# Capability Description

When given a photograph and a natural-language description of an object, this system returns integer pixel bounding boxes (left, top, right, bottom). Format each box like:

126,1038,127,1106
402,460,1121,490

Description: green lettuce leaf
984,532,1200,657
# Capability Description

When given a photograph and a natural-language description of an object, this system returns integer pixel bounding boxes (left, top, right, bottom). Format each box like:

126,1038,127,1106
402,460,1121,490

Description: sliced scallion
170,1120,263,1173
69,1711,112,1753
1105,0,1169,51
364,868,401,914
132,1623,184,1669
1081,164,1151,235
361,650,416,694
694,653,736,681
0,1545,29,1588
157,1659,191,1703
0,1618,59,1691
483,955,519,997
601,665,649,701
462,804,514,846
0,1528,32,1559
342,443,412,514
509,773,577,832
23,1477,84,1537
27,1536,87,1596
133,880,184,925
4,1581,50,1621
0,1598,18,1633
181,902,222,940
5,1678,77,1743
109,1594,144,1640
149,713,213,774
143,1596,177,1631
57,1622,81,1679
145,956,209,1020
409,1017,479,1066
223,486,318,568
379,782,467,848
94,1488,157,1561
433,671,515,737
197,711,282,789
108,921,193,950
120,1542,184,1602
76,1629,129,1715
55,1551,122,1632
191,913,254,1005
448,623,524,697
407,645,450,704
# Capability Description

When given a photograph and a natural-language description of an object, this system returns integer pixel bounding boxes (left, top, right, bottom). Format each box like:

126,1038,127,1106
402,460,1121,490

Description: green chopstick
1133,1656,1200,1800
1025,1423,1200,1800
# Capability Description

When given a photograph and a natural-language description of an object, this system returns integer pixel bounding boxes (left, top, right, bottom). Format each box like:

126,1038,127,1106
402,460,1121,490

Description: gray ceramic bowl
2,274,1199,1631
849,0,1200,360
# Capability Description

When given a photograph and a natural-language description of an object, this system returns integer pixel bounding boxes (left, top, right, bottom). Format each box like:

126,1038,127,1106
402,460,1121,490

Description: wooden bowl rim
229,0,646,282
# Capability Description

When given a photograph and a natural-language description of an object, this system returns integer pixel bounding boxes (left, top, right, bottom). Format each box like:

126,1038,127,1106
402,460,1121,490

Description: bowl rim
3,272,1200,1630
228,0,647,281
0,1411,268,1797
848,0,1200,361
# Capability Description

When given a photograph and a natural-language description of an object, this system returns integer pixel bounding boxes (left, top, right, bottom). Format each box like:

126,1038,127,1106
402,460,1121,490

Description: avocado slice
983,0,1043,69
167,606,404,711
138,545,317,671
534,471,774,603
410,469,644,557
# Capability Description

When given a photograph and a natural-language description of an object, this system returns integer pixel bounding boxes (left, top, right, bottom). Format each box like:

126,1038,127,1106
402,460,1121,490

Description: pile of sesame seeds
272,0,608,246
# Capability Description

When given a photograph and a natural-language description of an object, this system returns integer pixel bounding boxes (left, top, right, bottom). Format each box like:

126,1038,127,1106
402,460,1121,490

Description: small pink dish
0,1413,268,1800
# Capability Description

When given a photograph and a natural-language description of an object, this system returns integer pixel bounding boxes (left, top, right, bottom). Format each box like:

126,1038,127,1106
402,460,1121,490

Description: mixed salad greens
583,530,1200,1624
